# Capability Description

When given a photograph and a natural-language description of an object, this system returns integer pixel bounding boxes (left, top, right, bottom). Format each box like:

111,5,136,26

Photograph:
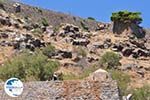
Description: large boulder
0,40,12,47
58,24,82,38
31,39,45,48
72,39,90,46
50,50,72,59
112,43,124,52
103,38,112,49
62,24,79,33
129,39,146,49
57,50,72,58
113,21,145,38
13,3,21,13
132,49,150,58
0,16,11,26
12,34,45,51
122,47,134,57
0,32,9,38
87,69,110,82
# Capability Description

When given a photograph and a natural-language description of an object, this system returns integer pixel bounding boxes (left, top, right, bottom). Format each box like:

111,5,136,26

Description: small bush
41,18,49,26
100,52,120,69
87,17,95,21
131,85,150,100
110,70,131,96
111,11,142,24
0,50,59,81
42,44,56,57
80,21,89,31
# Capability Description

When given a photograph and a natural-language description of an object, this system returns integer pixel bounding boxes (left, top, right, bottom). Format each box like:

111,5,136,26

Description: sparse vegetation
80,21,89,31
131,85,150,100
41,18,49,26
100,51,121,69
111,70,150,99
87,17,95,21
42,44,56,58
63,65,98,80
32,28,43,37
110,70,131,96
0,50,59,81
75,46,87,57
111,11,142,24
35,7,43,14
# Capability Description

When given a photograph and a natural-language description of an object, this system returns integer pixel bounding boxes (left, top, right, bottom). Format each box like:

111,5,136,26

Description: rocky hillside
1,0,111,31
0,0,150,100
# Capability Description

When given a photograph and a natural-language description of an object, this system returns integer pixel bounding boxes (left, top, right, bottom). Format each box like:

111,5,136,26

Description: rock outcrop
0,1,150,100
113,21,145,38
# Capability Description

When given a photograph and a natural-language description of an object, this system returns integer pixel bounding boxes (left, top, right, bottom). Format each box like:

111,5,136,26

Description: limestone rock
87,69,110,82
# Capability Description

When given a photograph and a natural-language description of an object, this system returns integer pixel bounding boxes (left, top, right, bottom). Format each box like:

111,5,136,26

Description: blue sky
20,0,150,28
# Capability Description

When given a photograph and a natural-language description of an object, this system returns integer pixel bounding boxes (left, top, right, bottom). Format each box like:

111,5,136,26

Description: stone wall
0,80,120,100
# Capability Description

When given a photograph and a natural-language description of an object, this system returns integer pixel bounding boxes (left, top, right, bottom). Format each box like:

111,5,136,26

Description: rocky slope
1,0,110,31
0,0,150,100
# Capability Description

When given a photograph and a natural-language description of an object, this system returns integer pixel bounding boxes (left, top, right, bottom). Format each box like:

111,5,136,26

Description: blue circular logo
4,78,24,97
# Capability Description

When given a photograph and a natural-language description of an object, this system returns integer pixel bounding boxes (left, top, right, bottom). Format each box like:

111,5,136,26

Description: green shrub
110,70,131,96
0,50,59,81
80,21,89,31
131,85,150,100
100,52,120,69
111,11,142,24
41,18,49,26
87,17,95,21
42,44,56,57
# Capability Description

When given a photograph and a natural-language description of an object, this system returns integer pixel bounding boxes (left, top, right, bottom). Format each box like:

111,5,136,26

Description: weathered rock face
113,21,145,38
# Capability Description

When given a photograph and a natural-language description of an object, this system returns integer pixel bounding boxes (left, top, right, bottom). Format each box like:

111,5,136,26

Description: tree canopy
111,11,142,24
